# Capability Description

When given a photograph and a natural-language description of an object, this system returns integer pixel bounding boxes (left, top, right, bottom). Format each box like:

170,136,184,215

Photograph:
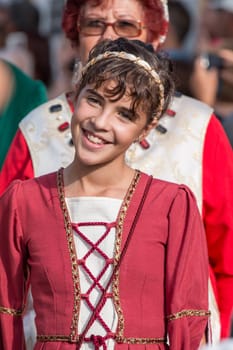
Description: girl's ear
138,118,158,142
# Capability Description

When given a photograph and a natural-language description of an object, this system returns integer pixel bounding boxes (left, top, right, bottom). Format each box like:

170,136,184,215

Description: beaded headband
81,51,165,120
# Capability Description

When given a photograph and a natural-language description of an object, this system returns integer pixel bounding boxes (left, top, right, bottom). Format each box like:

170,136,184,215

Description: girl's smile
82,128,112,147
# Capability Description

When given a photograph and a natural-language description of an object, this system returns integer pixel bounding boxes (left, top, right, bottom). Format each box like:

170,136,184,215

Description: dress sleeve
0,129,34,196
203,115,233,338
165,186,210,350
0,182,27,350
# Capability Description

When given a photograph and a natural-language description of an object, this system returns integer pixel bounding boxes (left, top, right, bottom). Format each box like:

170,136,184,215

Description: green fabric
0,61,48,168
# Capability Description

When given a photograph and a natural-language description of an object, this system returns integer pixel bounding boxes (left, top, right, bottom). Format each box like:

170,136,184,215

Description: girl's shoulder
0,171,58,203
140,171,197,206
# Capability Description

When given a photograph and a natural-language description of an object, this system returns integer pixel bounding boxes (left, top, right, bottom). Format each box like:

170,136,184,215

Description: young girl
0,38,209,350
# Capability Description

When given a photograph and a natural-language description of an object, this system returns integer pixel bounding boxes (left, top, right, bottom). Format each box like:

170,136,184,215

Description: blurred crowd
162,0,233,146
0,0,76,97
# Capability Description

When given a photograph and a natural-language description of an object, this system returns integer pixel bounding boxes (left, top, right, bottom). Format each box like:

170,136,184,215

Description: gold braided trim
37,335,166,344
113,170,141,338
82,51,165,120
115,336,166,344
0,305,24,316
57,168,81,341
167,309,211,321
37,335,77,342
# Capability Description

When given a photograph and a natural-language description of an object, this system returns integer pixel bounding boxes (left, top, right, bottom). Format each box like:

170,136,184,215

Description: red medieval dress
0,100,232,339
0,169,209,349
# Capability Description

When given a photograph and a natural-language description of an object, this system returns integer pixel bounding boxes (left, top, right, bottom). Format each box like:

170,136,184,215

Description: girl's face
77,0,148,63
71,81,149,169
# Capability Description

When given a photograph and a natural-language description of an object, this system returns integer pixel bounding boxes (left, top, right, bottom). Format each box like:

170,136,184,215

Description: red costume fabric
0,171,209,349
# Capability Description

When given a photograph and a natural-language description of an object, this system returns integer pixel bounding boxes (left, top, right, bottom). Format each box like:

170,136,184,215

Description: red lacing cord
75,176,153,350
73,222,116,335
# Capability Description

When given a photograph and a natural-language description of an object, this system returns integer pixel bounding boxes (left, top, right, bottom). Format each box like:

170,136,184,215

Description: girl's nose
91,110,112,130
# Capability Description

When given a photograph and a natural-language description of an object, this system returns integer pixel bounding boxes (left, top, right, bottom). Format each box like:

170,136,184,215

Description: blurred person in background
48,34,76,98
0,4,10,48
162,0,195,97
197,0,233,147
162,0,233,148
0,3,48,168
0,58,47,169
7,0,52,87
0,3,34,76
1,0,233,346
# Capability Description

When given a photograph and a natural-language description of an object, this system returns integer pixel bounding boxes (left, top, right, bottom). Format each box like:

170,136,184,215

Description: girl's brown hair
75,38,174,124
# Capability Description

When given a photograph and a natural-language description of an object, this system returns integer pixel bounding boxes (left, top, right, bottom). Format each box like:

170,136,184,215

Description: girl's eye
86,95,101,105
118,109,135,121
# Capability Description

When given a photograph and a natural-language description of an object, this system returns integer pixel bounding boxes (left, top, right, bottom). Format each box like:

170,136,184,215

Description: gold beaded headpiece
81,51,165,121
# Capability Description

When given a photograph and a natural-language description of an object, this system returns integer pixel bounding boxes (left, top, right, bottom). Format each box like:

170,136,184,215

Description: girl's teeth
87,133,104,144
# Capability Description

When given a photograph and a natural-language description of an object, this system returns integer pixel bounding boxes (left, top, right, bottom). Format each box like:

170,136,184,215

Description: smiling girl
0,38,210,350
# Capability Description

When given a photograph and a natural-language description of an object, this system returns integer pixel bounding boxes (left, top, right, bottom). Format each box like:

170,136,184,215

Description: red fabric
203,115,233,338
0,130,33,195
0,171,209,350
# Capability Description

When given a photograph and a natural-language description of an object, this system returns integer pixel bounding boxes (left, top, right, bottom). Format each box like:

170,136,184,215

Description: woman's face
77,0,148,63
71,81,149,169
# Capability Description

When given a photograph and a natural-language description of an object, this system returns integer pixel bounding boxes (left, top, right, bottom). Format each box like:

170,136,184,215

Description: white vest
20,92,211,212
20,93,74,176
20,92,220,344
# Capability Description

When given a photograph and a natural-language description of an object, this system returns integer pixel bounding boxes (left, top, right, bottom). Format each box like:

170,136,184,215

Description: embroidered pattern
57,168,81,342
167,309,211,321
37,335,74,342
112,170,141,339
37,334,166,344
0,306,24,316
115,336,166,344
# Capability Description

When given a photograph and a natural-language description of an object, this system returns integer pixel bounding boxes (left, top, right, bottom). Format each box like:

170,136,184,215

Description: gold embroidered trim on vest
167,309,211,321
112,170,141,338
115,336,166,344
57,168,81,342
0,306,23,316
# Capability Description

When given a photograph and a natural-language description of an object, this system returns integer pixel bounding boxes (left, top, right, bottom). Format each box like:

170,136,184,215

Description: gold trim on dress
115,336,166,344
37,335,77,342
37,335,166,344
112,170,141,338
167,309,211,321
57,168,81,342
0,305,24,316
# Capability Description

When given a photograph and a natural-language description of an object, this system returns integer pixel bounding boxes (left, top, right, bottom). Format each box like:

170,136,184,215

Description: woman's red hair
62,0,168,46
